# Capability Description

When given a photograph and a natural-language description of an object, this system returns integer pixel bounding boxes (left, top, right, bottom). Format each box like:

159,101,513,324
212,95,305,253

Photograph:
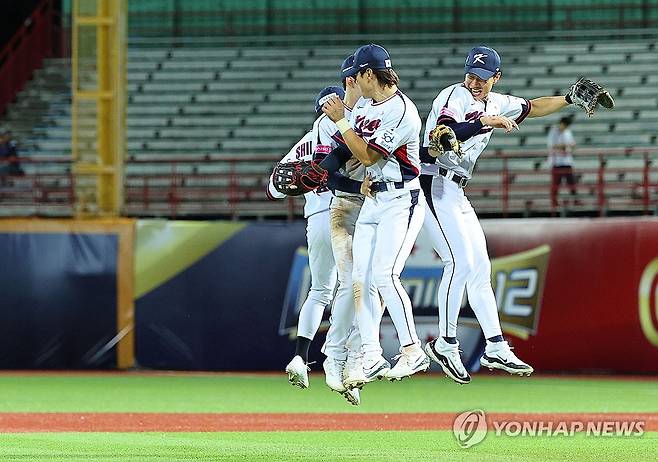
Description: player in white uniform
272,76,365,405
269,87,343,388
421,46,582,383
320,55,372,394
321,44,429,388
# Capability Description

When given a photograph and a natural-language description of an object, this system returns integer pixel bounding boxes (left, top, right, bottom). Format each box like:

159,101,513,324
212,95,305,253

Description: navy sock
487,335,504,343
442,336,457,345
295,336,312,363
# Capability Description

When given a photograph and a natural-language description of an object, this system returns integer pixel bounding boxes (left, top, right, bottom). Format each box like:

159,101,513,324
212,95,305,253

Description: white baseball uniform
420,83,531,338
268,115,337,341
321,102,368,361
336,90,426,358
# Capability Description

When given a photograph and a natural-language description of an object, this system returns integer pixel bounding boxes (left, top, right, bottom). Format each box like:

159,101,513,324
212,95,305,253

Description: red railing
1,148,657,219
0,0,57,116
0,156,73,216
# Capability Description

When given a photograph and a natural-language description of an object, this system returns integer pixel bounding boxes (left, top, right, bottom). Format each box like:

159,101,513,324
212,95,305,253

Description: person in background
0,129,24,176
547,115,578,207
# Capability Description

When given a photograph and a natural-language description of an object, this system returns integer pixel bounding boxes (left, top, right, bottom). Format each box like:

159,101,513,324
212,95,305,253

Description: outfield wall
0,219,134,369
0,217,657,373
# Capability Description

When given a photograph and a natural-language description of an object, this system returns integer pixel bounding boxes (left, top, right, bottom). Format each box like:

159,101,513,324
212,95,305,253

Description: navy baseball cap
315,86,345,113
353,44,392,71
464,46,501,80
340,54,358,79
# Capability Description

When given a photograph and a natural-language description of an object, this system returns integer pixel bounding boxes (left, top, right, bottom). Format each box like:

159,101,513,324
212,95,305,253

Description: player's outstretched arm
527,95,569,118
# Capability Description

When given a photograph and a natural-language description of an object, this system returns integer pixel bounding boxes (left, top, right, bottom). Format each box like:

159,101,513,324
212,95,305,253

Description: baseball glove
566,77,615,117
272,160,328,196
428,124,462,159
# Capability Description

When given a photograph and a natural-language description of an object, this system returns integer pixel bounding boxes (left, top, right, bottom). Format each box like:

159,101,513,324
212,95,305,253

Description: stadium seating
1,34,657,217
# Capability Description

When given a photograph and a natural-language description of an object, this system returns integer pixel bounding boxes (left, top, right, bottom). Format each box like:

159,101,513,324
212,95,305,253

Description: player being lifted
320,44,430,388
420,46,614,384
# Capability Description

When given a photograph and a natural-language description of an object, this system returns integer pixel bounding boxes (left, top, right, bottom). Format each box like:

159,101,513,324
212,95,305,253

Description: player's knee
308,287,333,305
373,271,394,289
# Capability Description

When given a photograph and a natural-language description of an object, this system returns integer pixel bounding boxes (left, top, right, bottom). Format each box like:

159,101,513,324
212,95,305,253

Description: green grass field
0,372,656,461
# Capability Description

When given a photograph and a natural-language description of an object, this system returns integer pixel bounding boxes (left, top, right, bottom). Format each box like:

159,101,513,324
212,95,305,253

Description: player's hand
480,115,519,133
360,174,374,198
322,96,345,122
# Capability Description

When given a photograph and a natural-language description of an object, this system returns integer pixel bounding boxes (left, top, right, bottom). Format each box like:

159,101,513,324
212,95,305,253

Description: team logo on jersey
375,128,400,153
473,53,488,65
353,115,381,139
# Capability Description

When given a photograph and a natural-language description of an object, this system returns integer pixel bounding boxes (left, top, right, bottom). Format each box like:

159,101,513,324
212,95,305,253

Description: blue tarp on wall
0,232,118,368
136,221,309,370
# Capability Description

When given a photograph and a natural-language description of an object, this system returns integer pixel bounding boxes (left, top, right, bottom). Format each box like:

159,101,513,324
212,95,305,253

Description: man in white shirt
547,115,578,207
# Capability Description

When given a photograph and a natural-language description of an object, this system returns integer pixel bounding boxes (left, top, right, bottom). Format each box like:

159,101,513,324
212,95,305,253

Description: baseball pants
296,209,337,340
322,196,365,361
421,175,503,339
352,187,425,357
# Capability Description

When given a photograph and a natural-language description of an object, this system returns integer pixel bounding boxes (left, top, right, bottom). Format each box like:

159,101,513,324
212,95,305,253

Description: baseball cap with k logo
464,45,501,80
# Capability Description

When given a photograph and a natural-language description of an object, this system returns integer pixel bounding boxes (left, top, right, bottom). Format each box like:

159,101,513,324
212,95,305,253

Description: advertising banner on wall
278,217,658,373
135,217,658,373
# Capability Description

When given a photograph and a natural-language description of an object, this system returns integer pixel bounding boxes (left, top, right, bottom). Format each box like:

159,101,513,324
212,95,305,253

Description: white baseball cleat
340,388,361,406
343,351,364,388
323,357,347,393
480,341,534,376
386,344,431,381
425,338,471,384
285,355,310,389
345,355,390,390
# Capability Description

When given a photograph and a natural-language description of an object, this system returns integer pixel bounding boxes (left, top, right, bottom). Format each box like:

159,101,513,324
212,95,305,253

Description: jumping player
321,44,429,388
320,55,371,393
272,60,365,405
421,45,607,383
269,86,341,389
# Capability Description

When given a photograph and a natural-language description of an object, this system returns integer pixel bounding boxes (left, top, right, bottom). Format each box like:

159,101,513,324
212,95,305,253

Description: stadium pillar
71,0,127,217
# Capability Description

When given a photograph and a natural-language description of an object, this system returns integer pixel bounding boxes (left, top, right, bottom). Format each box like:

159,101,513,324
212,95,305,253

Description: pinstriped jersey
422,83,531,179
335,90,422,183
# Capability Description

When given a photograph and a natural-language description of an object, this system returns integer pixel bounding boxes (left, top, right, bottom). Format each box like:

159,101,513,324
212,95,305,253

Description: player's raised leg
463,208,534,376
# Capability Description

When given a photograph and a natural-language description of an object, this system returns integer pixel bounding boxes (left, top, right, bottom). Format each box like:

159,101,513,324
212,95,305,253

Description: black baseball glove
566,77,615,117
272,160,328,196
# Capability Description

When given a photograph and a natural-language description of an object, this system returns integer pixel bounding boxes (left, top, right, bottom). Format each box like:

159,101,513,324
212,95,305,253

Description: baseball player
270,85,361,405
321,44,430,388
420,45,613,383
320,55,372,393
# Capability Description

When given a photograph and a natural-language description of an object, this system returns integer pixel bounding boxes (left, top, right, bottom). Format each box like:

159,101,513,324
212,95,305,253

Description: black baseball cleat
425,338,471,384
